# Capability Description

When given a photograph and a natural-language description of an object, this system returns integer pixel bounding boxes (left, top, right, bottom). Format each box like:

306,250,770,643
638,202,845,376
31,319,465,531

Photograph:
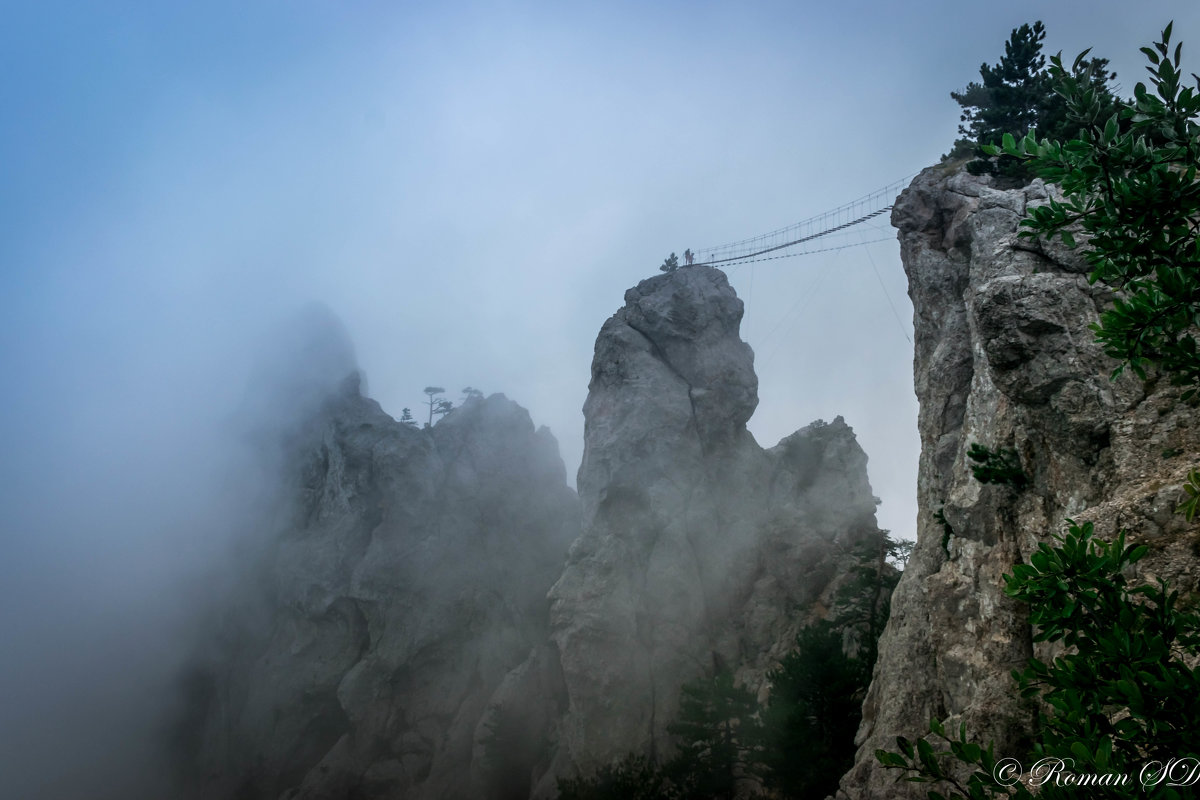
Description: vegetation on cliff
559,529,910,799
878,22,1200,800
947,20,1118,180
990,21,1200,396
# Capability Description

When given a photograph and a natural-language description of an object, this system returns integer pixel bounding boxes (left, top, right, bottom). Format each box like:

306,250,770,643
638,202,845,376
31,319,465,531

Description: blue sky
2,2,1198,795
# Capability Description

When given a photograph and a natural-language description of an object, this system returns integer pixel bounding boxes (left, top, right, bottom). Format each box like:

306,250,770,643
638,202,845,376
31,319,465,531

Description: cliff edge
839,166,1200,799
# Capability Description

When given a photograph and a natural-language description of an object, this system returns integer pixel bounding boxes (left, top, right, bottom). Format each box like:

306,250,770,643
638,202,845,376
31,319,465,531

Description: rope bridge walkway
686,174,916,268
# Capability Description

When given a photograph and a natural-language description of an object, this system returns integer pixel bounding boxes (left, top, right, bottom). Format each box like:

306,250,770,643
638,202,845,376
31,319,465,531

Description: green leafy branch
984,23,1200,397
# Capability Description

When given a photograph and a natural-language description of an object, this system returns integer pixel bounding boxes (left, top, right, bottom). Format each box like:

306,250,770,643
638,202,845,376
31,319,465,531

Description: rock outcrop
178,369,579,800
510,267,884,795
839,166,1200,798
182,268,887,800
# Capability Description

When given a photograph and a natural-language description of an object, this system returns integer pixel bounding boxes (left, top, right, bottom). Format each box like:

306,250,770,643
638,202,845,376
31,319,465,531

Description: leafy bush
884,26,1200,799
989,23,1200,397
877,522,1200,799
967,444,1028,490
950,21,1117,179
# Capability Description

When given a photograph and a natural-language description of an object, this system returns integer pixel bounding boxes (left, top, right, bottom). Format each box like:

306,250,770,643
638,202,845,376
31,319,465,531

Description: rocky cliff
181,268,885,800
505,266,884,796
839,166,1200,798
178,371,579,800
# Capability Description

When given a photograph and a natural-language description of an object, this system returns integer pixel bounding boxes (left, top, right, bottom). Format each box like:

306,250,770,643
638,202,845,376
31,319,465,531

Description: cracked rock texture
178,373,579,800
838,166,1200,799
517,266,884,796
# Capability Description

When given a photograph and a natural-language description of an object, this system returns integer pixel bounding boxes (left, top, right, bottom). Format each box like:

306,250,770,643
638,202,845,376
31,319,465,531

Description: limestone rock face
839,166,1200,799
179,378,579,800
520,267,883,795
183,269,885,800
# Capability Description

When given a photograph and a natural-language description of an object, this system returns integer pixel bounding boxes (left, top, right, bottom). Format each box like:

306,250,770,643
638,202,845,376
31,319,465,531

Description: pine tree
950,21,1117,178
991,22,1200,394
879,25,1200,798
422,386,453,426
951,22,1049,168
665,668,763,800
761,623,866,798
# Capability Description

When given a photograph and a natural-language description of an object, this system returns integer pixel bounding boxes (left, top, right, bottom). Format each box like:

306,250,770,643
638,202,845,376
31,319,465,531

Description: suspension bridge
670,172,921,354
683,174,916,269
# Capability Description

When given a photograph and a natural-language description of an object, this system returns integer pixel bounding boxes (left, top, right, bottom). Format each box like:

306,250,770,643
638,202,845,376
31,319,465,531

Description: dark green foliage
951,21,1117,179
1008,524,1200,764
877,522,1200,799
989,23,1200,398
967,443,1028,490
665,668,764,800
556,669,764,800
479,706,546,800
951,21,1049,178
660,252,680,272
883,25,1200,800
400,407,417,427
760,622,867,798
556,755,677,800
461,386,484,402
831,531,911,668
757,532,908,796
935,506,954,554
1180,468,1200,522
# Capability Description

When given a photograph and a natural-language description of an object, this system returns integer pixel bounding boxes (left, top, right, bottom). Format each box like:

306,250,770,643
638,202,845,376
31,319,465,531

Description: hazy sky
2,2,1198,795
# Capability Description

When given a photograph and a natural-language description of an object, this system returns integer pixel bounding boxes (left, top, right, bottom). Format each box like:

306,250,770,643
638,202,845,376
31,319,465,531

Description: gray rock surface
838,165,1200,799
517,266,884,795
182,268,886,800
179,376,579,800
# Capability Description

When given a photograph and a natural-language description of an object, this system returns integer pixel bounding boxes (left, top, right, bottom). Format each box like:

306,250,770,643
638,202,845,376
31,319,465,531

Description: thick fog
2,2,1195,796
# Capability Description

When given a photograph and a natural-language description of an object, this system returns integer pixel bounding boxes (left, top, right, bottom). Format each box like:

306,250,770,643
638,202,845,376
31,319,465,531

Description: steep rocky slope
178,374,579,800
502,267,885,796
839,166,1200,798
181,268,886,800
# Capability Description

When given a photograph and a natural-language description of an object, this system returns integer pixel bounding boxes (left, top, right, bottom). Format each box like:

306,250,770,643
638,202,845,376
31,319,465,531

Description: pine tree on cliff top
950,21,1117,178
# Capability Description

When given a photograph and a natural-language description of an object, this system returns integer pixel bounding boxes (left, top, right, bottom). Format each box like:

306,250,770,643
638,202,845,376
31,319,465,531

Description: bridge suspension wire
689,174,915,268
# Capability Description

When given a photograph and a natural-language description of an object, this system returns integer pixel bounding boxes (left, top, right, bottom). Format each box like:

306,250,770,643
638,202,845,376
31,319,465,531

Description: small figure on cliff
684,248,694,266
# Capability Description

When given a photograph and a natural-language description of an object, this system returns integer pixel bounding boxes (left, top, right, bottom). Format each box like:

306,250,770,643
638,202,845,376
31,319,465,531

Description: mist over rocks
837,166,1200,799
234,302,363,439
178,354,580,799
505,266,884,796
177,266,887,799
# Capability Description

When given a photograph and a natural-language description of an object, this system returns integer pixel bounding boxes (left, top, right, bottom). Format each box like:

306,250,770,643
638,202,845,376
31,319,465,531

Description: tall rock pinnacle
519,266,883,796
